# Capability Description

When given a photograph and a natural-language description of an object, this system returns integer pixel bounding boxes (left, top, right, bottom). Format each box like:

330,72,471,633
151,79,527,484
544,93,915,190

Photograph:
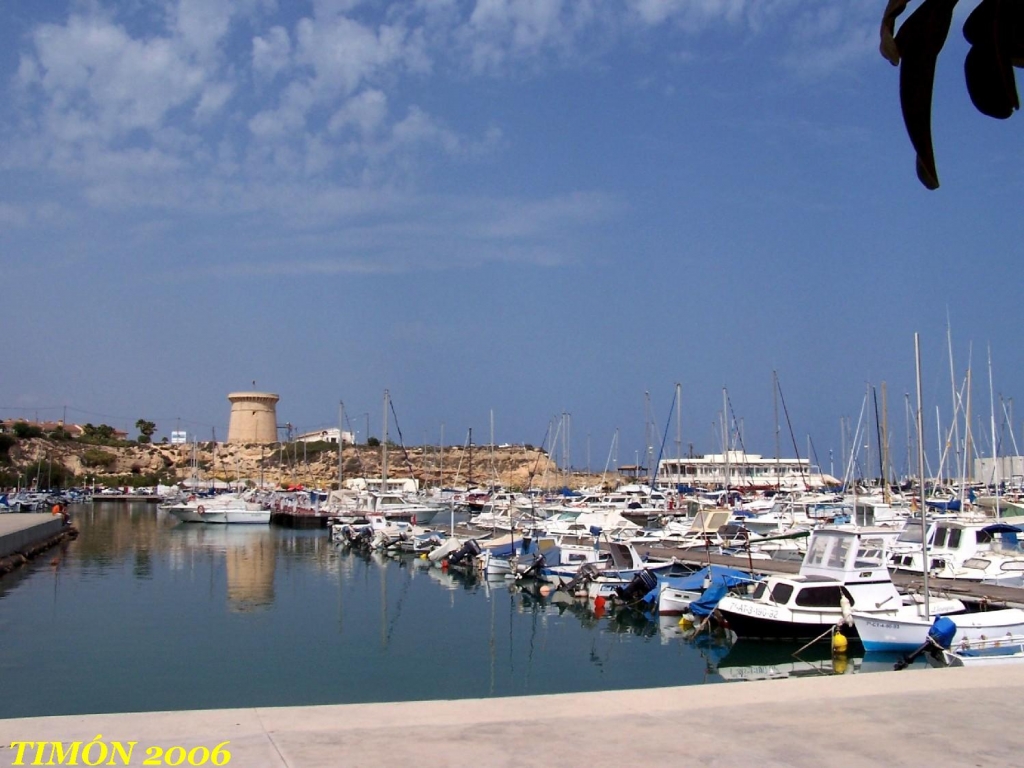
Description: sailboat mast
338,400,344,491
914,333,930,617
881,383,891,504
989,347,1000,515
965,368,973,484
773,371,780,492
381,390,389,490
722,387,729,495
675,382,682,468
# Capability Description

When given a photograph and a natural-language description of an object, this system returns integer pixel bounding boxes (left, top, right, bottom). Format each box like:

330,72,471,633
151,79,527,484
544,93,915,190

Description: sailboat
852,339,1024,650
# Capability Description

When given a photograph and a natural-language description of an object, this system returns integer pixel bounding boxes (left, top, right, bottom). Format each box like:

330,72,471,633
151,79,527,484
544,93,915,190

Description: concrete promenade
1,665,1020,767
0,514,63,559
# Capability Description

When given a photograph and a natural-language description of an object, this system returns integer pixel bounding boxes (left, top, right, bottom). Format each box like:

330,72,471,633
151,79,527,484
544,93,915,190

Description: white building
296,427,354,445
656,451,838,491
973,456,1024,488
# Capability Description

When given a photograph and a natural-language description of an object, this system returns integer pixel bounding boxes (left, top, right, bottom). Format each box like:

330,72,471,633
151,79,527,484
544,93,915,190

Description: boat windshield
897,524,926,544
933,527,963,549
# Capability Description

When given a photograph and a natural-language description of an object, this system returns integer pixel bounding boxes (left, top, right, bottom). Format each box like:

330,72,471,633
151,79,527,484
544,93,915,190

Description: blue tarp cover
643,565,753,612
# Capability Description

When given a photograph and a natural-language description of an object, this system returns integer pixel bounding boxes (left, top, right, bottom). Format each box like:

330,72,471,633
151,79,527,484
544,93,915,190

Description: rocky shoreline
4,437,621,491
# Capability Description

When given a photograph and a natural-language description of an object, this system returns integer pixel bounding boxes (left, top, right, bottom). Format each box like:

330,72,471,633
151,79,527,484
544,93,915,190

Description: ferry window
795,585,843,608
769,583,794,604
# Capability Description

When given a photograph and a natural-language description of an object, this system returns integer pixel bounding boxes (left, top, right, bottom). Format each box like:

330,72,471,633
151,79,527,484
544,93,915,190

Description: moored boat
714,527,962,642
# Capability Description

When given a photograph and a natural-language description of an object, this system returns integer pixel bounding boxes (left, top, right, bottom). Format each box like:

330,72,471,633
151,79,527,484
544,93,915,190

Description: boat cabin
798,528,895,584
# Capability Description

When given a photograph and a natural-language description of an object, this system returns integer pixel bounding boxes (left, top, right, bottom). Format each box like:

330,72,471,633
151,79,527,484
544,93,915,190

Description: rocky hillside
2,437,621,491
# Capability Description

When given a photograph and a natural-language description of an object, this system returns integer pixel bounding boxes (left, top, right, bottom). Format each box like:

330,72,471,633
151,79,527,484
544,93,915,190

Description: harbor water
0,503,884,719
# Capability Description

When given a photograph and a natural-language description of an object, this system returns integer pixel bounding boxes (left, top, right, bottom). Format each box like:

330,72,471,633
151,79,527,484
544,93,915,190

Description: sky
2,0,1023,481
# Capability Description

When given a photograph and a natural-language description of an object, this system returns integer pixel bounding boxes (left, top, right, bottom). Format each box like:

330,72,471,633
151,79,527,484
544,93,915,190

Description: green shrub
82,448,117,469
13,421,43,438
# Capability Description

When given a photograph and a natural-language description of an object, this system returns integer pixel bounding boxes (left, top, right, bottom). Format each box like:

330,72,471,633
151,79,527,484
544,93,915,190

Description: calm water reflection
0,503,882,718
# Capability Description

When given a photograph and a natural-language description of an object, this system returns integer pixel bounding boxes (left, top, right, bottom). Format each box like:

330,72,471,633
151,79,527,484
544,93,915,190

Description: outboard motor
518,553,547,581
565,562,602,593
895,615,958,670
614,569,659,604
927,615,957,652
448,539,482,567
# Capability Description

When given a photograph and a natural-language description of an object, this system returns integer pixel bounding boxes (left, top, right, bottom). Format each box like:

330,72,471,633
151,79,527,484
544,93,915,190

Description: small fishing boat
942,635,1024,667
714,527,961,641
854,606,1024,653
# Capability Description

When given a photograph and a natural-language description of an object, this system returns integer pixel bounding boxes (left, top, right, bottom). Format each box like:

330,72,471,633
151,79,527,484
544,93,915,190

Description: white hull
854,607,1024,653
166,500,271,525
942,635,1024,667
203,509,271,525
658,584,702,616
167,507,205,523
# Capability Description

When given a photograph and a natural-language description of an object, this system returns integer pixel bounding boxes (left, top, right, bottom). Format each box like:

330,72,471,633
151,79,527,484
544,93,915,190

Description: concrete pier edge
1,665,1021,767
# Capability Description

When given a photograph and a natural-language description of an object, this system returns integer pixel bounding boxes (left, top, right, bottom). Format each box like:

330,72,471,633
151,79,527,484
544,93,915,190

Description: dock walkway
0,513,64,559
0,666,1020,767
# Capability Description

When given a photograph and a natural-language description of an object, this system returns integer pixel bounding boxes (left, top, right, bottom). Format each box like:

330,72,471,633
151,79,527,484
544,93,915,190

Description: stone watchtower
227,392,280,444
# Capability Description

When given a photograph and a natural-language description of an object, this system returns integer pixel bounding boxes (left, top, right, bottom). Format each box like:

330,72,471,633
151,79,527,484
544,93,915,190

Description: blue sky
2,0,1023,479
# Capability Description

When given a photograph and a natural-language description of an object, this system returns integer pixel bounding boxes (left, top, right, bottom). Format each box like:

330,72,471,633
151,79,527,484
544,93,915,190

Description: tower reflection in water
225,532,276,612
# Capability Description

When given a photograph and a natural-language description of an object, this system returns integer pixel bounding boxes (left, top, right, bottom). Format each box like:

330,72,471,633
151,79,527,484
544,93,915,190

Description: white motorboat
853,606,1024,653
164,492,271,524
942,634,1024,667
715,527,961,641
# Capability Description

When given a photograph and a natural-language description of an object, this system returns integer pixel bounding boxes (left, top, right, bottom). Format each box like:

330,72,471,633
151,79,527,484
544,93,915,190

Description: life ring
197,505,206,515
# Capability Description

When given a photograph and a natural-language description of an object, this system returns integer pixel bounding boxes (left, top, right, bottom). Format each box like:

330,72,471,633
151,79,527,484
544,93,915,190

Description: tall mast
675,382,682,487
338,400,344,491
989,346,1000,516
381,390,389,490
773,371,781,491
881,383,890,504
914,333,930,618
722,387,729,494
965,368,973,484
947,314,963,482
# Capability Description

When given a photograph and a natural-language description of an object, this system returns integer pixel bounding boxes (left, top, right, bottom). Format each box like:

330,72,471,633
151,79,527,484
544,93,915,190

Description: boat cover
643,565,753,611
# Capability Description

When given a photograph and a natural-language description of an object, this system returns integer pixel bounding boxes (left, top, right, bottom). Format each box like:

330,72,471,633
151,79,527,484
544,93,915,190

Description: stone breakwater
0,514,79,577
7,438,617,490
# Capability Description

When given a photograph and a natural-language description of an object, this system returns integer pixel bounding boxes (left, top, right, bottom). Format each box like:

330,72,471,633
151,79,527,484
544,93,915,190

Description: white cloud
630,0,751,27
294,15,419,97
252,26,291,79
328,89,389,136
1,0,876,279
391,106,459,153
248,80,315,139
25,14,208,138
195,81,234,121
173,0,234,59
